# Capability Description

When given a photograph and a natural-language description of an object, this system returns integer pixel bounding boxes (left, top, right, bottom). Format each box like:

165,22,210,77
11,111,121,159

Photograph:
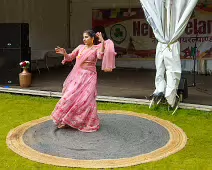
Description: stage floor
3,66,212,106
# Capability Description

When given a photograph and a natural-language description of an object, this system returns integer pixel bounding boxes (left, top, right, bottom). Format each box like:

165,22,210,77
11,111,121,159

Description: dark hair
83,29,96,38
83,29,98,44
93,26,108,40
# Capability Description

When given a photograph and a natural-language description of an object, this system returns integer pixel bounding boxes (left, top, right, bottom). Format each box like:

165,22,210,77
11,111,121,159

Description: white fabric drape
140,0,198,106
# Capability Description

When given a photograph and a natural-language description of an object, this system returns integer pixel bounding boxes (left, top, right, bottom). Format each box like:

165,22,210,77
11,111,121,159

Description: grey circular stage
23,113,169,160
7,110,187,168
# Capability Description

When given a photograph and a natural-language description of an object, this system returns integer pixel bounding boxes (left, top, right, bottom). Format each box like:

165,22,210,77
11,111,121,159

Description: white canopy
140,0,198,106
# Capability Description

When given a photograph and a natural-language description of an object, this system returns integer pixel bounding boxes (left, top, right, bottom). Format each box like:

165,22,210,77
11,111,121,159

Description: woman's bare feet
57,124,67,129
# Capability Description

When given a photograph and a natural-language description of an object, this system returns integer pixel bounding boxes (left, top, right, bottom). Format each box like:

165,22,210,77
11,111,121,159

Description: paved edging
0,87,211,112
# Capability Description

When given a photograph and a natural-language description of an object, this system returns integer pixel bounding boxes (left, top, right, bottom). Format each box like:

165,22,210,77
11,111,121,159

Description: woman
51,30,116,132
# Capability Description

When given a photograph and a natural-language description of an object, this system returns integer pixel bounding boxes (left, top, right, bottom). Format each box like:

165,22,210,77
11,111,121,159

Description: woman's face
83,33,94,46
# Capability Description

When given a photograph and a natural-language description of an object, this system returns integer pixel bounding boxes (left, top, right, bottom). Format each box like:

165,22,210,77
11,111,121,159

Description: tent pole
67,0,71,48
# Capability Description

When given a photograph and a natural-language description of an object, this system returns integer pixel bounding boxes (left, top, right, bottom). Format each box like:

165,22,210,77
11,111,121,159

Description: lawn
0,93,211,170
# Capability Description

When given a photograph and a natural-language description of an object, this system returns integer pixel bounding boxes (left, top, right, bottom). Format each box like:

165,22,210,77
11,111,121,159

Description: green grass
0,93,212,170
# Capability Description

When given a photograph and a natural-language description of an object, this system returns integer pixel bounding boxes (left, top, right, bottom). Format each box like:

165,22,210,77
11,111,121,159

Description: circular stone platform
6,110,187,168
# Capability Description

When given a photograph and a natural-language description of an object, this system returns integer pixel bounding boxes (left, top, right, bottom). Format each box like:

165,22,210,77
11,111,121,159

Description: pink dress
51,40,116,132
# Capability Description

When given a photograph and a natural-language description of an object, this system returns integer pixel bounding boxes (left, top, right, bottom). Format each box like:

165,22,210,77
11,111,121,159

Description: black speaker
0,23,30,85
177,77,188,101
0,23,29,49
0,48,31,85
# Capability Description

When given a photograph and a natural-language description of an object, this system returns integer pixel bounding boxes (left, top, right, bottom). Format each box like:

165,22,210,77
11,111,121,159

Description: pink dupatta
98,39,117,71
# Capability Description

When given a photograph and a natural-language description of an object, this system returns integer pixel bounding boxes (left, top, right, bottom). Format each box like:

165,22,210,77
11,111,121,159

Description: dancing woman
51,30,116,132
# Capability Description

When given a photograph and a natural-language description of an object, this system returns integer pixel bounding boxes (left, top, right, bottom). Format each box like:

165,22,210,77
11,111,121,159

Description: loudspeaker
0,48,31,85
0,23,29,49
0,23,30,85
177,78,188,101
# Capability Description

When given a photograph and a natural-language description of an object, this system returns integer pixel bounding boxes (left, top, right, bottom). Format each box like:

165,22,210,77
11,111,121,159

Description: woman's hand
55,47,67,55
96,32,104,43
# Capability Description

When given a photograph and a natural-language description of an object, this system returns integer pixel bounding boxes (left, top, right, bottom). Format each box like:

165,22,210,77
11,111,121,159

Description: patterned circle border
6,110,187,168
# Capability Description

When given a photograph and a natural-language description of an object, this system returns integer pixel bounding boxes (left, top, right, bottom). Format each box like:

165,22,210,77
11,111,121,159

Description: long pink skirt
51,68,100,132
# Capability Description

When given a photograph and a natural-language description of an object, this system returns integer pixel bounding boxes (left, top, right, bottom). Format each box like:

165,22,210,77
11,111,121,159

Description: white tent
139,0,198,108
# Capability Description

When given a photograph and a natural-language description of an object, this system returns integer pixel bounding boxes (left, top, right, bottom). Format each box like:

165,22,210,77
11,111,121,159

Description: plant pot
19,68,32,88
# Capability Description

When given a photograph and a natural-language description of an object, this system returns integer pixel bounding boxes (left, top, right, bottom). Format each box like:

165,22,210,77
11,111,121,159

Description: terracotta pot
19,68,32,88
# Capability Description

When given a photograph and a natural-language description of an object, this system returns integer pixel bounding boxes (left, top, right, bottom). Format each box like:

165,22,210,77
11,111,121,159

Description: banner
92,3,212,60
